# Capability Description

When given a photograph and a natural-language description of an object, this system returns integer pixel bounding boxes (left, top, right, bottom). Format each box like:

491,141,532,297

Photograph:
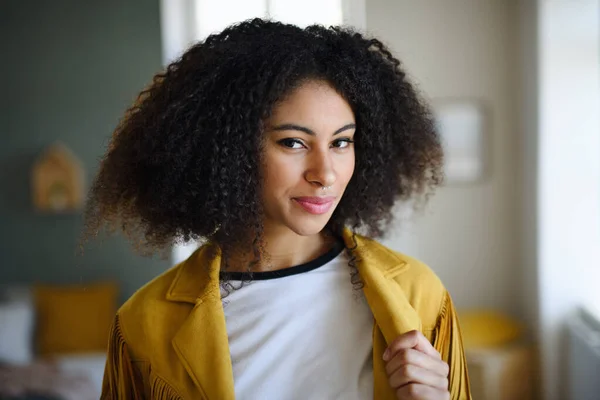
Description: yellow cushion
458,310,522,349
34,282,118,355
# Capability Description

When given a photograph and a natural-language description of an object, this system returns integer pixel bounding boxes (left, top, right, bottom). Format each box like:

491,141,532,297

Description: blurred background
1,0,599,399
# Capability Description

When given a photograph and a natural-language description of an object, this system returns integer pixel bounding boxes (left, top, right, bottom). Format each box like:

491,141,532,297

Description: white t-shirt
220,241,374,400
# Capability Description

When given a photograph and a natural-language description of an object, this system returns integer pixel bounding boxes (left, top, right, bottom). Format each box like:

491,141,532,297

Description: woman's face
261,80,356,236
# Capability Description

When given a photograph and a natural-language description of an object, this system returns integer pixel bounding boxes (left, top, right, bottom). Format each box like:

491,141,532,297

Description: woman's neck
223,226,336,273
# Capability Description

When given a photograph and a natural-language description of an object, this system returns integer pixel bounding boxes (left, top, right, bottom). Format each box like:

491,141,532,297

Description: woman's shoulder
114,246,211,358
119,263,183,315
120,243,216,311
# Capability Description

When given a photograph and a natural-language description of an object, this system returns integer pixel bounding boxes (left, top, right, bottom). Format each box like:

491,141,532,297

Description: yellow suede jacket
101,230,471,399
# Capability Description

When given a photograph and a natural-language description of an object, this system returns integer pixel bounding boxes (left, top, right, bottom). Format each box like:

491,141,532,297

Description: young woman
88,19,471,400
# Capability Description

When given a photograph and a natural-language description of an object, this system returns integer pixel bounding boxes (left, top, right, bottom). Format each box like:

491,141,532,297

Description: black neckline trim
220,239,345,281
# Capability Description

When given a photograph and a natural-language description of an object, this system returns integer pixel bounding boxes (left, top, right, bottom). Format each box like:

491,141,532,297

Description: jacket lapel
342,228,422,340
168,244,236,400
342,229,423,400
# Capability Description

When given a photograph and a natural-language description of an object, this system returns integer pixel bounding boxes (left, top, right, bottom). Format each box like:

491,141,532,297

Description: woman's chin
286,218,330,237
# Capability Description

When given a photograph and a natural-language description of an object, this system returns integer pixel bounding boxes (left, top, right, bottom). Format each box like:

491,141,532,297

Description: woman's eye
332,138,354,149
278,138,305,149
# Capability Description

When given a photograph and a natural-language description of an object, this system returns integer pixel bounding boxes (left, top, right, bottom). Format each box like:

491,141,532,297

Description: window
193,0,344,40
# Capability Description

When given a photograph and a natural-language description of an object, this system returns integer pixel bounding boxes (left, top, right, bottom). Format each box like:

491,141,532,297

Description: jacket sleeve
431,292,472,400
101,314,145,400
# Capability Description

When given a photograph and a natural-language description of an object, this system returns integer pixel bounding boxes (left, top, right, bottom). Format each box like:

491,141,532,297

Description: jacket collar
167,228,422,399
166,242,221,304
344,231,422,341
167,228,413,303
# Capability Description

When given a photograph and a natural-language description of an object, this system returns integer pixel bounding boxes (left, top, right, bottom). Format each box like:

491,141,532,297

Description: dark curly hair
84,18,443,275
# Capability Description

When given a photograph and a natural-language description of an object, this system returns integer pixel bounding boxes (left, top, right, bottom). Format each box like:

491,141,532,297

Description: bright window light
194,0,267,40
268,0,343,27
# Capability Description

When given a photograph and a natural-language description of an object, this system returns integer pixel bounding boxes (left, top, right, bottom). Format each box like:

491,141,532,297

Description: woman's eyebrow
271,123,356,136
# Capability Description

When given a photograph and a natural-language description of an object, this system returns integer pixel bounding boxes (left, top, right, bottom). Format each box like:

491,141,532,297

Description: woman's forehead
268,80,355,125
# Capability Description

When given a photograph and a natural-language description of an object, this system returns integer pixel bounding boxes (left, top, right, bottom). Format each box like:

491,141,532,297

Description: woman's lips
293,196,336,215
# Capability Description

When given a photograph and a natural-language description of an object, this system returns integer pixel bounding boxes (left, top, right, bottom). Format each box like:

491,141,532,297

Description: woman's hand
383,330,450,400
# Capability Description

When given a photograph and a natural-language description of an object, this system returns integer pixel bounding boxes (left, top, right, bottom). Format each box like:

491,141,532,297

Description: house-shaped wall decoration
32,143,85,212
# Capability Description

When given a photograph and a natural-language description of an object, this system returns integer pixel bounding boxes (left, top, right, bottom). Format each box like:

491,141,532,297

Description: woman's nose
304,150,336,188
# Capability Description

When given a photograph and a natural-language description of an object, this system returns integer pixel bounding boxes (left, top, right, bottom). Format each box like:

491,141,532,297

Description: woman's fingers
384,330,451,399
396,383,451,400
388,363,449,391
385,348,449,379
384,330,441,361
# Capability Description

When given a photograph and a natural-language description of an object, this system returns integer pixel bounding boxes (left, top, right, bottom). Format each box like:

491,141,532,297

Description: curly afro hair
84,18,443,266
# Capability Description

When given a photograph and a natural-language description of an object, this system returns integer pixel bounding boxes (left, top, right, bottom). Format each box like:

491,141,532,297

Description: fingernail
383,348,390,361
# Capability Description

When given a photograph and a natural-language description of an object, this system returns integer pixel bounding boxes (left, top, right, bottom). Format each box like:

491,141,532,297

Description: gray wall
0,1,169,300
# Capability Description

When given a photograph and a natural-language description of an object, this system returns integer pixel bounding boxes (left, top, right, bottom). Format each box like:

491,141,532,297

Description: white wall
367,0,521,315
538,1,600,398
